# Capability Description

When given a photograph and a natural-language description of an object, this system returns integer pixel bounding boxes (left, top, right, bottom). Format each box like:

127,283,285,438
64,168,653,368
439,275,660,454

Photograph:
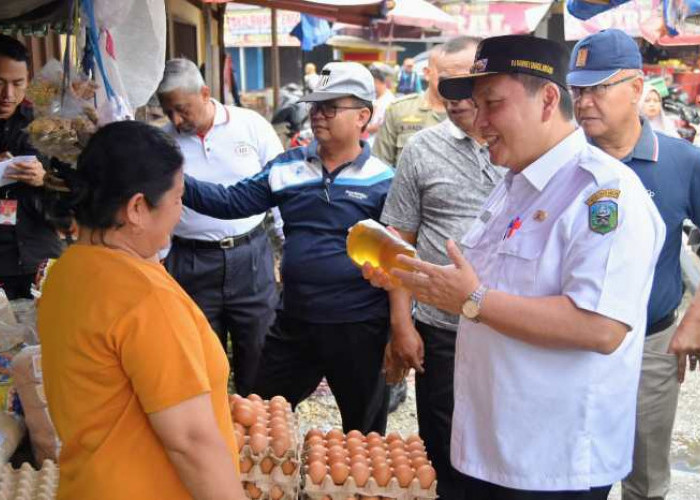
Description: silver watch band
470,284,488,309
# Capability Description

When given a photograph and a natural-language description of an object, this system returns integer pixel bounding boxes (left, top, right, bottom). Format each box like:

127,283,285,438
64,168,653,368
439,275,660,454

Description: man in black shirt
0,35,62,299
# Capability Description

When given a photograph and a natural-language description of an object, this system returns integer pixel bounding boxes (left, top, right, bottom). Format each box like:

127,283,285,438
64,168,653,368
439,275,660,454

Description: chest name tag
586,189,620,235
233,142,254,156
0,200,17,226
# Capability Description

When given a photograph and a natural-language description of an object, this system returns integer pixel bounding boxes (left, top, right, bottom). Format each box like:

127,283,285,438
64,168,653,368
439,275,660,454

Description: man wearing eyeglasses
568,29,700,500
181,62,395,433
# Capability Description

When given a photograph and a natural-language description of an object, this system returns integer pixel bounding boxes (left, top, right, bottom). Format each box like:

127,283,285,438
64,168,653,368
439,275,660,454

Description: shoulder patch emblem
586,188,620,206
589,200,618,235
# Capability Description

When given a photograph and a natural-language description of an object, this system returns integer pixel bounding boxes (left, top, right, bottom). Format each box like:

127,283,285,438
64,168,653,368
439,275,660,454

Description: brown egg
270,485,284,500
346,437,363,451
347,429,364,440
389,455,410,467
239,456,254,473
368,447,387,460
388,440,405,452
393,464,414,487
350,447,369,458
269,415,288,429
272,435,290,457
230,393,245,406
366,435,384,448
416,464,436,489
406,435,423,445
370,455,387,470
306,450,327,465
270,426,289,441
389,448,407,462
407,441,425,454
326,429,345,442
327,445,348,463
366,431,382,441
249,433,268,454
245,482,262,499
411,456,429,469
330,462,350,485
308,461,327,485
306,435,325,447
306,429,324,441
326,438,344,449
250,423,267,437
271,394,288,405
234,431,244,452
350,462,370,487
247,393,263,402
385,432,402,444
281,460,296,475
233,401,256,427
408,449,425,460
234,422,246,435
260,457,275,474
372,463,392,487
360,497,380,500
350,454,369,467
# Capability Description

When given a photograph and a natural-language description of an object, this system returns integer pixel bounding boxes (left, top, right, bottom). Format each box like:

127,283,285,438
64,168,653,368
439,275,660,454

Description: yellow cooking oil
347,219,417,272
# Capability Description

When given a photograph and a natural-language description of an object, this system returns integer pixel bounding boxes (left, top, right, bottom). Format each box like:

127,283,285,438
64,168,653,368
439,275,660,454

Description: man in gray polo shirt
379,35,503,500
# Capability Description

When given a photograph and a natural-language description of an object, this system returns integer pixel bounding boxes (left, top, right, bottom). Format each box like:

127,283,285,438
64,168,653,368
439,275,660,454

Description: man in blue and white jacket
183,62,395,433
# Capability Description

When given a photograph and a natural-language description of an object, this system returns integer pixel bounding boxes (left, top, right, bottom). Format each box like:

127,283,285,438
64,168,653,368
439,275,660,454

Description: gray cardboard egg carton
0,461,58,500
240,409,300,499
302,471,438,500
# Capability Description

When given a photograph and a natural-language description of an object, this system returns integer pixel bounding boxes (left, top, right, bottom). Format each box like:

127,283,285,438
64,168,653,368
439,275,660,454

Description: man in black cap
362,35,665,499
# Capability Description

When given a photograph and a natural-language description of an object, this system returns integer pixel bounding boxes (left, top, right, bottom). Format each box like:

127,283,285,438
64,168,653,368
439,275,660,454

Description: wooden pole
271,7,281,111
217,5,226,102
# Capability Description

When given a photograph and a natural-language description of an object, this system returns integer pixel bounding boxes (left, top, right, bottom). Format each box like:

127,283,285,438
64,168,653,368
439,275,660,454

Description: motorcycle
663,85,700,142
271,83,312,149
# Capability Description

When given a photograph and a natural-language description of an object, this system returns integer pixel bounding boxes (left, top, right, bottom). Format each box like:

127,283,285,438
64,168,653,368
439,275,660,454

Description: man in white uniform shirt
363,35,665,499
157,59,281,396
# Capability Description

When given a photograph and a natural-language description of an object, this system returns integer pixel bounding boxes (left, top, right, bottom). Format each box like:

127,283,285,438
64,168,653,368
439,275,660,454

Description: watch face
462,300,479,319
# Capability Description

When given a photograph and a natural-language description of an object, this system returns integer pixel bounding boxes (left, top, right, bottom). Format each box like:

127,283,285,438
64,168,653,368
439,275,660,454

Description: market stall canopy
442,0,552,38
0,0,73,35
564,0,700,45
380,0,458,32
205,0,389,26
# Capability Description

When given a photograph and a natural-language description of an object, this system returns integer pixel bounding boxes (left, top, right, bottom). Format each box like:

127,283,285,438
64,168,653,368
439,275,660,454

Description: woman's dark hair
70,121,183,230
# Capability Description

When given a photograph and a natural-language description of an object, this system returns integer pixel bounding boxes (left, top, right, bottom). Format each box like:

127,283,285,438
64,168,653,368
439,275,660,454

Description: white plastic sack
92,0,167,110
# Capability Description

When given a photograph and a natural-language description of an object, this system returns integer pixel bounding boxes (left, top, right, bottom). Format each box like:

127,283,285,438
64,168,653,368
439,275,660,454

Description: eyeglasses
570,75,638,101
309,102,366,119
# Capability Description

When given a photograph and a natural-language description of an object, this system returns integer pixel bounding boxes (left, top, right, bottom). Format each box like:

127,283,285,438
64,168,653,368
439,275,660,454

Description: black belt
648,310,677,336
173,224,265,250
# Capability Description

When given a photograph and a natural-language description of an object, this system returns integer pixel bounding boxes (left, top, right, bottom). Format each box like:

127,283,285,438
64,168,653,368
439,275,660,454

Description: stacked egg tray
0,461,58,500
301,429,437,500
229,394,301,500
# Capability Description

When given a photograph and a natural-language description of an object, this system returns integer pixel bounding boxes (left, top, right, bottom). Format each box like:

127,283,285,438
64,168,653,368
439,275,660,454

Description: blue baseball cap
567,29,642,87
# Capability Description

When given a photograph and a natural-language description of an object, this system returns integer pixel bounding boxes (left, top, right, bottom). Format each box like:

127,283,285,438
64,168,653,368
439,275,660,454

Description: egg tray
302,472,437,500
243,480,299,500
240,458,301,486
0,460,58,500
238,410,300,464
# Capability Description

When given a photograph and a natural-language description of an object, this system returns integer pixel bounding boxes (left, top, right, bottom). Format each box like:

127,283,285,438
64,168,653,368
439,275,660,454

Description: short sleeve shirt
165,99,283,240
38,245,237,500
450,129,665,491
381,120,504,329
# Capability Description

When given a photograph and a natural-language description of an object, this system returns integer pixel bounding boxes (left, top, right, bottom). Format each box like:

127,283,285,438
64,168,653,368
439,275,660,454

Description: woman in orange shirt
37,121,245,500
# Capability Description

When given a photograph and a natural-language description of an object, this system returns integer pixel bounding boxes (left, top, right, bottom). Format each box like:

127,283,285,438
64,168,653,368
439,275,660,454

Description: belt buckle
219,237,235,249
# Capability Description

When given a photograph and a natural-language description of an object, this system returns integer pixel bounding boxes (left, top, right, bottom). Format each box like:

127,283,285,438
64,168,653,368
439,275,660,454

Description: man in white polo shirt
157,59,281,396
363,35,665,499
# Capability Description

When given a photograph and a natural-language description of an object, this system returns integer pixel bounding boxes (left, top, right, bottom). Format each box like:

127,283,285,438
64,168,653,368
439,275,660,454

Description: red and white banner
442,1,553,38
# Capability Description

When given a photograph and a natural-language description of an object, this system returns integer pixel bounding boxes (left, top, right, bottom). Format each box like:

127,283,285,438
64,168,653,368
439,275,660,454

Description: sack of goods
302,429,437,500
11,347,60,464
229,394,300,499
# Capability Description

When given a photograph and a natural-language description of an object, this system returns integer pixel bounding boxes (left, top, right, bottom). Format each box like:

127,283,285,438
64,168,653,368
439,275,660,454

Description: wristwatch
461,284,489,322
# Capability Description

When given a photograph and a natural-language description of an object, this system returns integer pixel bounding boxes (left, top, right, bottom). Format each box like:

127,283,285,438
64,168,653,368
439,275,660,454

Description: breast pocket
496,232,546,297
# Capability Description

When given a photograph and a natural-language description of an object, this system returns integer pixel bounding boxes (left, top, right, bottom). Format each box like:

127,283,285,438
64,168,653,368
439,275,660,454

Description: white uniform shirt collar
212,99,229,127
516,128,585,192
447,120,468,140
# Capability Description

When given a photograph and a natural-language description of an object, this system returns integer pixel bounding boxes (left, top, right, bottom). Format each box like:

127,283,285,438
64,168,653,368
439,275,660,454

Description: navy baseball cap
567,29,642,87
439,35,570,101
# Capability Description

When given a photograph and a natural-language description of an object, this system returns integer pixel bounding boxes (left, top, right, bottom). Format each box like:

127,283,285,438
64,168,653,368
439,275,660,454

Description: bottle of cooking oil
347,219,417,272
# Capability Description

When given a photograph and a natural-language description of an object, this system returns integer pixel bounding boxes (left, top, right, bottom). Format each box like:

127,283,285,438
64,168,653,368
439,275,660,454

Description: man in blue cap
568,28,700,500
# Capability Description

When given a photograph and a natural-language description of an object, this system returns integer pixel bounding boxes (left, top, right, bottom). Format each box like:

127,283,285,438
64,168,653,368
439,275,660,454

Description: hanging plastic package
89,0,167,118
566,0,635,21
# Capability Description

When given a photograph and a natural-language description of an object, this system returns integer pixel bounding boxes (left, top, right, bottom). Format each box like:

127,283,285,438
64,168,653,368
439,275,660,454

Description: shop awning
383,0,457,32
326,34,404,51
0,0,73,35
441,0,553,38
205,0,388,26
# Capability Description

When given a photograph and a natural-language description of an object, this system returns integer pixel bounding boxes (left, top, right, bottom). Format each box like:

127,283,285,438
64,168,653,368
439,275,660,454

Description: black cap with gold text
438,35,570,101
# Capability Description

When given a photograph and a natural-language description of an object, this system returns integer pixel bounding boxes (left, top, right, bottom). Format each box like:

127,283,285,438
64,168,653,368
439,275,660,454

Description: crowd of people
1,25,700,500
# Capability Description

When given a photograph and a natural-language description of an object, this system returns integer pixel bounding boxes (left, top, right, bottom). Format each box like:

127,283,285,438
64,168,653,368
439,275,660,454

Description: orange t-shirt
37,245,238,500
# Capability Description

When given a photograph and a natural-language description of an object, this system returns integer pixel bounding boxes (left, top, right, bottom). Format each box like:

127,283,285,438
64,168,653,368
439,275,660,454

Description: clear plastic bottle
346,219,417,272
